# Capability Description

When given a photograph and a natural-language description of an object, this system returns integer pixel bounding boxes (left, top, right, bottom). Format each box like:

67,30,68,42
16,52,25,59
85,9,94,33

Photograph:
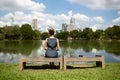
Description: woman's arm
56,39,60,51
44,38,48,50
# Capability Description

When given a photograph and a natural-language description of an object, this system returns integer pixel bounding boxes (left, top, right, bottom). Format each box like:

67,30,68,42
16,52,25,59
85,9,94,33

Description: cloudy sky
0,0,120,31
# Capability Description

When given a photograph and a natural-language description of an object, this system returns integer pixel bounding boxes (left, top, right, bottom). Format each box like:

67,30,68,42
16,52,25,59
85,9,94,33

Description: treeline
0,24,120,40
55,25,120,40
0,24,41,40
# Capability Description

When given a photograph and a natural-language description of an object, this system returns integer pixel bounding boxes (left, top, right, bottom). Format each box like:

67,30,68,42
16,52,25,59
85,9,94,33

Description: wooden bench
19,56,63,70
63,55,105,70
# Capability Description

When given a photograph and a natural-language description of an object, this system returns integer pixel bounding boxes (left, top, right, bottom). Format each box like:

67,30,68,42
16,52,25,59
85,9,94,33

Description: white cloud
1,13,14,21
118,11,120,15
112,17,120,24
90,24,101,31
68,10,73,16
68,0,120,10
110,10,120,26
0,21,6,27
0,10,107,31
73,13,90,22
0,0,46,11
56,14,69,21
93,16,104,23
46,19,57,26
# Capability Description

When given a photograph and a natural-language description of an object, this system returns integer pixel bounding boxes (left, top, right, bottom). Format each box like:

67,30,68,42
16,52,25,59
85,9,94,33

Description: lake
0,40,120,63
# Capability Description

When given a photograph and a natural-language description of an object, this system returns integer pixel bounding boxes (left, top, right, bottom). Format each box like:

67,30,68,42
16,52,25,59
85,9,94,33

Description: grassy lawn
0,63,120,80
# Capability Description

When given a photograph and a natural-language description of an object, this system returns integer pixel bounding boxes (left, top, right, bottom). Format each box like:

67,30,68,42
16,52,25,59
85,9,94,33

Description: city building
32,19,38,30
62,17,75,32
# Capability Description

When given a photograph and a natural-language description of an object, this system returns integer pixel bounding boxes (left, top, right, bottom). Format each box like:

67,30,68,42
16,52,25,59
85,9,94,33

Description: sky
0,0,120,31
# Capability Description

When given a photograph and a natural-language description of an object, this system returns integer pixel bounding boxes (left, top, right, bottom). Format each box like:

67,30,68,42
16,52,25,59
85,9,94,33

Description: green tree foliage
20,24,34,40
81,28,93,39
70,30,79,39
0,24,120,40
41,32,49,40
56,31,69,40
0,28,4,40
94,30,103,39
33,30,41,40
105,25,120,40
1,26,21,40
2,27,12,40
11,26,21,40
0,33,5,40
0,28,2,33
105,27,113,39
112,25,120,39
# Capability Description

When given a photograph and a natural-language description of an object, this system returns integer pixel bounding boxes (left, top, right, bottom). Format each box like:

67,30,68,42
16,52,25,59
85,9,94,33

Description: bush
0,33,5,40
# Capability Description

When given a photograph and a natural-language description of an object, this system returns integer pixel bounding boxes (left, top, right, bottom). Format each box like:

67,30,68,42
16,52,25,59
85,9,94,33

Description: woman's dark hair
49,28,54,35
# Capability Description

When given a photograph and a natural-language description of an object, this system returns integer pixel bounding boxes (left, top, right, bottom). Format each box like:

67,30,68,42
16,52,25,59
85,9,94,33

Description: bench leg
60,61,62,70
96,55,105,69
23,62,26,69
19,59,23,71
96,61,103,68
102,60,105,69
63,56,66,71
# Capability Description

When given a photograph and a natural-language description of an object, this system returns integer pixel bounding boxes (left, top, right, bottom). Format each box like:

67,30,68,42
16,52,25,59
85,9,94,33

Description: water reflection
0,40,41,55
60,40,120,56
0,40,120,63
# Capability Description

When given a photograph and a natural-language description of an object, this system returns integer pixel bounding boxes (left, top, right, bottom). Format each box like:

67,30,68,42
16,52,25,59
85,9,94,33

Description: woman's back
45,38,58,58
47,38,57,49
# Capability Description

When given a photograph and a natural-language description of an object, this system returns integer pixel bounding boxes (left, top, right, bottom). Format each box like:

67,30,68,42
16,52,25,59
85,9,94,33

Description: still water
0,40,120,63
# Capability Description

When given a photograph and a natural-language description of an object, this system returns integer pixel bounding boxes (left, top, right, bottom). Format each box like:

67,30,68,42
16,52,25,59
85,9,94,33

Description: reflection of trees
103,41,120,56
0,40,42,55
0,40,120,56
60,40,120,56
60,40,102,52
60,41,70,55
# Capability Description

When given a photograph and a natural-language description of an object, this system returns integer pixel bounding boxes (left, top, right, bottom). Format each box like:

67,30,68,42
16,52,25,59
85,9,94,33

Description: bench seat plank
63,55,105,70
19,56,63,70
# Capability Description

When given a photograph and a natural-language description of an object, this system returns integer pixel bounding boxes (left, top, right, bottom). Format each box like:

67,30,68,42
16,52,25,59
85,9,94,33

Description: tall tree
20,24,34,40
82,28,93,39
70,30,79,39
12,26,21,40
41,32,49,40
94,30,104,39
56,31,69,40
33,30,41,40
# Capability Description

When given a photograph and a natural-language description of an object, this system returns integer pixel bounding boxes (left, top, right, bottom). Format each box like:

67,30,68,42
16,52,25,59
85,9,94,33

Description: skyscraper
32,19,37,30
70,17,75,26
62,17,75,32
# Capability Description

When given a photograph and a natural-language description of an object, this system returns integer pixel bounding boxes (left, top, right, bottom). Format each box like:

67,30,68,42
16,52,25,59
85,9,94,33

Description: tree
20,24,34,40
69,30,79,39
1,26,21,40
0,28,5,40
0,28,2,33
12,26,21,40
112,25,120,39
82,28,93,39
94,30,104,39
33,30,41,40
0,33,4,40
56,31,69,40
41,32,49,40
87,32,94,39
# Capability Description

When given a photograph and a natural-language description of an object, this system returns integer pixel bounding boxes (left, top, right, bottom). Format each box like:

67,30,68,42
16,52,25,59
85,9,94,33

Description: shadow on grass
24,64,96,70
25,64,60,70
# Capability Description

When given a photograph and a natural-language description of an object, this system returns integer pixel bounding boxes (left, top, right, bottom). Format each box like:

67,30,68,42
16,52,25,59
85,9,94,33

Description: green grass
0,63,120,80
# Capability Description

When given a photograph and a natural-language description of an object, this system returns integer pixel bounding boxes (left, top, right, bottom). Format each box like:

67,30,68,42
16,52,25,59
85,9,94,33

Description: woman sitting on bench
44,27,60,58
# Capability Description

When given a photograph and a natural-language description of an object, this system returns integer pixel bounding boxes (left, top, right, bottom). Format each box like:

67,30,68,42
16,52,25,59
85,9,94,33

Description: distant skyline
0,0,120,31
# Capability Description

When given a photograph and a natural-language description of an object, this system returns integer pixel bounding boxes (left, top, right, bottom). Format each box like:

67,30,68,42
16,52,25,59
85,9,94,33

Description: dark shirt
45,38,58,58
